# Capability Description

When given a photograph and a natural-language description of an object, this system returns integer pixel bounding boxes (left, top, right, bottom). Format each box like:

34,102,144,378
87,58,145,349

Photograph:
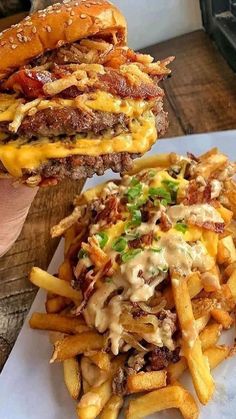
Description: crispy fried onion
82,236,109,268
120,312,159,334
122,332,148,352
137,300,167,315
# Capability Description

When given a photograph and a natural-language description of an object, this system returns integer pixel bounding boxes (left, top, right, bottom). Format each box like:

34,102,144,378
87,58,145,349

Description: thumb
0,180,38,257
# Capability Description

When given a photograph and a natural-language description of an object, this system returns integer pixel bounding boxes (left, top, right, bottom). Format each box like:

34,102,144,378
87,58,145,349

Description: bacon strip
190,220,225,233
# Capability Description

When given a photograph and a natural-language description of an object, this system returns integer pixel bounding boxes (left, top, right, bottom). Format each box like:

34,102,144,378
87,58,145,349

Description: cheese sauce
167,203,224,224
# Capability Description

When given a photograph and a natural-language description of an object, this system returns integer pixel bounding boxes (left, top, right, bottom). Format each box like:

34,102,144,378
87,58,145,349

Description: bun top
0,0,127,80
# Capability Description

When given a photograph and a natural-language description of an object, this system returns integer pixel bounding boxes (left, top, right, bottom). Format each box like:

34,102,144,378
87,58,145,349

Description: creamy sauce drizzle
167,203,223,224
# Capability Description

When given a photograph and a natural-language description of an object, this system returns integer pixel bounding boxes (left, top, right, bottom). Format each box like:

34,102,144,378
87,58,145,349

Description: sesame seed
80,14,87,18
32,27,37,34
63,0,70,3
22,36,28,42
17,28,23,33
67,19,73,26
56,10,61,13
0,41,6,46
46,26,52,32
71,11,75,16
57,40,64,47
47,5,53,10
25,16,31,21
11,44,17,49
9,37,14,44
24,21,32,26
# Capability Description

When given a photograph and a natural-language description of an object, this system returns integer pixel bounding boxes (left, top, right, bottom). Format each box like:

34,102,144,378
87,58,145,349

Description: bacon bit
160,212,172,232
184,180,214,205
96,195,122,224
188,219,225,233
187,152,199,162
203,183,212,203
128,232,154,249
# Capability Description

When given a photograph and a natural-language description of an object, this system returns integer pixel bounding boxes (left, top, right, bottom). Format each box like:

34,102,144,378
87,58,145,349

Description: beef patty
0,108,129,139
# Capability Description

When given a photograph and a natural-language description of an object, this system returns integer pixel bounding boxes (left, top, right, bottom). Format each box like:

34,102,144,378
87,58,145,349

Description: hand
0,180,38,257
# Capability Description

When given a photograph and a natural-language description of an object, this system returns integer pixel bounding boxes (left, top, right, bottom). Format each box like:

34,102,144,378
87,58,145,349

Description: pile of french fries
29,148,236,419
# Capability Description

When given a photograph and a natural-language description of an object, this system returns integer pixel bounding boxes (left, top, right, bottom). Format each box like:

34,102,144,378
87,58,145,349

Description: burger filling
0,38,173,182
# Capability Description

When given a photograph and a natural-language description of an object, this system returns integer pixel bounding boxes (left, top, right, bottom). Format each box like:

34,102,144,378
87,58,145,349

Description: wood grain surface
1,28,236,370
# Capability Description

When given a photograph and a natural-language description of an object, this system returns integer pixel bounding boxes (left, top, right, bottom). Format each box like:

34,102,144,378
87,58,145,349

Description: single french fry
125,385,199,419
225,262,236,278
195,314,211,333
204,345,230,369
58,259,74,282
171,272,215,404
30,267,82,303
163,272,202,309
167,358,187,383
210,308,234,329
87,352,111,372
168,323,222,383
126,371,167,394
128,153,171,175
201,266,221,292
100,395,123,419
77,379,112,419
63,358,81,400
199,323,222,351
227,269,236,301
217,205,233,225
29,312,90,334
51,332,104,362
45,296,70,313
202,231,219,258
218,235,236,265
195,151,227,178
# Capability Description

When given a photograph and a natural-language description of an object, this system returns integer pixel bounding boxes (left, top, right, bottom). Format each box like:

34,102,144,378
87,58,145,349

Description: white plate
1,130,236,419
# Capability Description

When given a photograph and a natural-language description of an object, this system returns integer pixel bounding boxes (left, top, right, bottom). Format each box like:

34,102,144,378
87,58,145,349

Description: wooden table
0,28,236,370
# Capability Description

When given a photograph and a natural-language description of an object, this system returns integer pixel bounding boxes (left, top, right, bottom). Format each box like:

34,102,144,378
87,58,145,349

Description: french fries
77,379,112,419
126,371,167,394
171,272,215,404
63,358,81,400
29,312,90,334
218,235,236,265
100,395,123,419
87,352,111,372
125,385,199,419
29,148,236,419
45,295,70,313
51,332,104,362
30,267,82,303
167,323,222,383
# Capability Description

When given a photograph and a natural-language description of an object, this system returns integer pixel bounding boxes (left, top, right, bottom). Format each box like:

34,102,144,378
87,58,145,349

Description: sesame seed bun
0,0,127,80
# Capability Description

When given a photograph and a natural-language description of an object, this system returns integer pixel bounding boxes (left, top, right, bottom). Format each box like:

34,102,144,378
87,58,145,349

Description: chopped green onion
95,232,108,248
105,277,113,283
160,199,168,207
121,248,142,263
112,237,127,252
125,183,142,202
149,187,172,203
130,176,140,186
175,223,188,234
150,247,162,253
159,265,168,273
78,249,87,259
162,180,179,202
148,170,157,178
131,209,142,226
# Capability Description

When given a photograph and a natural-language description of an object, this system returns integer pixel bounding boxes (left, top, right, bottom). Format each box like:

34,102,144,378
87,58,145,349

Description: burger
0,0,173,186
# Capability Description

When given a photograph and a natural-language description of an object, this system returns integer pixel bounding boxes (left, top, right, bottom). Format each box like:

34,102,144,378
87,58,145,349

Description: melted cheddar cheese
0,112,157,177
0,91,157,177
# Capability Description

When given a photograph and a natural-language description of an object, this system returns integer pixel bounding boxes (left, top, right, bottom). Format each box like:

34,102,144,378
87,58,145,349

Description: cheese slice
0,111,157,177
